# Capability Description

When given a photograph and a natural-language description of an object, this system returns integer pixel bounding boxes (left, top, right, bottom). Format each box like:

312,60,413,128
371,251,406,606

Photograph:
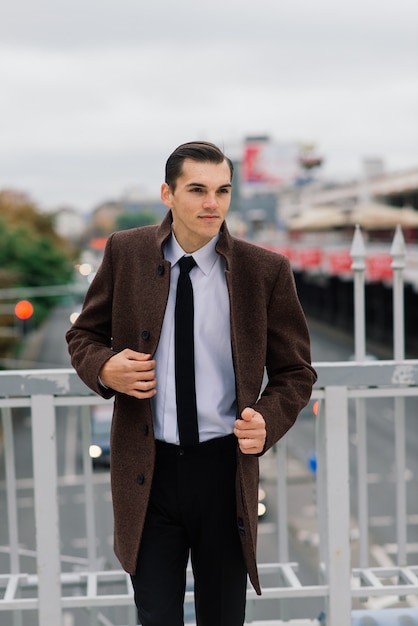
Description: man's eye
219,188,231,194
190,187,203,193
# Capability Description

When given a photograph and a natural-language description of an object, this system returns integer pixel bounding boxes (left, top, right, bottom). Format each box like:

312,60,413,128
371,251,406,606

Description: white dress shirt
151,232,236,444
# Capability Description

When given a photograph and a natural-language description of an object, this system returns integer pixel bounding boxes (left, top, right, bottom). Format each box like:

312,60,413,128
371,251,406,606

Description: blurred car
258,486,267,518
89,404,113,467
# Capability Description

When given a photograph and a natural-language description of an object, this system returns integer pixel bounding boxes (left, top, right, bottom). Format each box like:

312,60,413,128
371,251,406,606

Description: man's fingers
240,407,255,421
237,438,265,455
121,349,155,369
234,407,266,454
100,349,157,396
122,348,152,360
236,408,264,430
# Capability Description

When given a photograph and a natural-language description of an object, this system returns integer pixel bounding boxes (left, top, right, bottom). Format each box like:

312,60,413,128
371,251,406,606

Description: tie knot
178,256,196,275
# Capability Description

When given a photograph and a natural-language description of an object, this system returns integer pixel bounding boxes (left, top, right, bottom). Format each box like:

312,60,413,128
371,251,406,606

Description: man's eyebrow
185,182,232,189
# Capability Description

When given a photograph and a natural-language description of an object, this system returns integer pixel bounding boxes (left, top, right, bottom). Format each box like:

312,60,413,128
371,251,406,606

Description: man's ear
160,183,172,208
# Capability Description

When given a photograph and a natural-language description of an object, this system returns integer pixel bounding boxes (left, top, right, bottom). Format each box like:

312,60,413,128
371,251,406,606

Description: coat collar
156,210,233,268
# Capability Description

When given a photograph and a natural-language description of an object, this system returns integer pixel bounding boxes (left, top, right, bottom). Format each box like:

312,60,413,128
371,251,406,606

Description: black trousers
130,434,248,626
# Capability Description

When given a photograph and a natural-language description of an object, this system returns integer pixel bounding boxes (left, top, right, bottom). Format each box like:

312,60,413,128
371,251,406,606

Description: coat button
141,330,150,340
136,473,145,485
143,424,149,435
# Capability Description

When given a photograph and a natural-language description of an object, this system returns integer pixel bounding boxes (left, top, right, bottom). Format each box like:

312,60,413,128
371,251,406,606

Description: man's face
161,158,232,253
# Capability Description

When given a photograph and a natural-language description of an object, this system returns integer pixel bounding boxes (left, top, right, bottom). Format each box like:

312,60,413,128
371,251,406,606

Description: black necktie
175,256,199,446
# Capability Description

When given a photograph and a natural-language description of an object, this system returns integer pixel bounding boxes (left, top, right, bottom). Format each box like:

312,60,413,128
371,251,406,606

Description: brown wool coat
66,211,317,594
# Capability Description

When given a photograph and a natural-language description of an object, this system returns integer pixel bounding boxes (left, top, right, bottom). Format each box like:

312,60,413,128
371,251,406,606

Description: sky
0,0,417,214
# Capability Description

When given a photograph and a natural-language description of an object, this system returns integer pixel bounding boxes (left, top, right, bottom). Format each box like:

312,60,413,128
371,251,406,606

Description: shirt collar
164,232,220,277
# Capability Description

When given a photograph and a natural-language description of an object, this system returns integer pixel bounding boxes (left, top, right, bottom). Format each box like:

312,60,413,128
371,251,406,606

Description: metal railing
0,225,417,625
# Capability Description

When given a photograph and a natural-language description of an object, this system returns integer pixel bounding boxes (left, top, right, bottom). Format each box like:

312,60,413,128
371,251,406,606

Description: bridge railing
0,360,417,626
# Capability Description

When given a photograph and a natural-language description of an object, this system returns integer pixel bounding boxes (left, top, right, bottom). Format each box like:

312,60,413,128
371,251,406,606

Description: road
0,304,417,624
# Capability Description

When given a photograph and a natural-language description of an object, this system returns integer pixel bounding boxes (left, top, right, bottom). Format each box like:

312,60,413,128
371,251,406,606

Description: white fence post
350,225,369,567
350,224,366,361
31,395,61,625
391,225,408,566
1,407,20,575
276,438,289,563
391,224,406,361
322,386,351,626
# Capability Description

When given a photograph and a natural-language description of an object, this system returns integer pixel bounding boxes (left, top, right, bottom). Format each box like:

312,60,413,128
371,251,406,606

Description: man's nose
203,193,218,209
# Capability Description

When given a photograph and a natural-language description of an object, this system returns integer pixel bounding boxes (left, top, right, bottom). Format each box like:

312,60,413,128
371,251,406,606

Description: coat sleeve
254,256,317,453
66,235,117,398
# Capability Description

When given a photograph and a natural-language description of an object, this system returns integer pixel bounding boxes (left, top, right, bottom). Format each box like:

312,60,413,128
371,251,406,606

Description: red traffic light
15,300,34,320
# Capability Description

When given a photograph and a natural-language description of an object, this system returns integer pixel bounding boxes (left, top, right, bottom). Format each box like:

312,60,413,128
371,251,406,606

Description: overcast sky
1,0,417,213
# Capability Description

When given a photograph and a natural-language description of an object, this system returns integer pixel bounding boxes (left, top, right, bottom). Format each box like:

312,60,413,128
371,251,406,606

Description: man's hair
165,141,234,189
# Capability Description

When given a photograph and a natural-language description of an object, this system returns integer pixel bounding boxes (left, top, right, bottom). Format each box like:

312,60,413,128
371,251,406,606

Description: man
66,141,317,626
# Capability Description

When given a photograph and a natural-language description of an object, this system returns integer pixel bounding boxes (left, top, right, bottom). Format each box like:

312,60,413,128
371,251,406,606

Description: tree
115,210,158,231
0,192,75,332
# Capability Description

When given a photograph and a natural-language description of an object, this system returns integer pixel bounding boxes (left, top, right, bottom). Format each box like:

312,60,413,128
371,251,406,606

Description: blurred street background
0,1,417,623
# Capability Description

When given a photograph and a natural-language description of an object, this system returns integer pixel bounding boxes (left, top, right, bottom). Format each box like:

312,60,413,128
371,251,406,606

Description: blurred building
54,207,87,242
282,162,418,224
232,135,324,233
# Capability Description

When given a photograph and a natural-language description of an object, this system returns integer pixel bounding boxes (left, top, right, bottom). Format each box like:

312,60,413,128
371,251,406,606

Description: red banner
325,250,353,276
297,248,323,270
257,243,396,282
366,254,393,281
260,244,293,260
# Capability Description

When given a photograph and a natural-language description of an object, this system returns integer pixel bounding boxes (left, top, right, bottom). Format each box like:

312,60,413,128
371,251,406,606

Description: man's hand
99,348,156,399
234,407,266,454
